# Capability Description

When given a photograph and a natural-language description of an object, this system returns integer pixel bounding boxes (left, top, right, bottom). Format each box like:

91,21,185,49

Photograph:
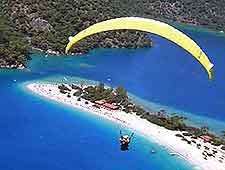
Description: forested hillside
0,4,30,68
0,0,224,68
116,0,225,30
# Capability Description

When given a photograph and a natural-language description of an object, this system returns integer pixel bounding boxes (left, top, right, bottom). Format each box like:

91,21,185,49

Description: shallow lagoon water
27,28,225,133
0,27,224,170
0,76,192,170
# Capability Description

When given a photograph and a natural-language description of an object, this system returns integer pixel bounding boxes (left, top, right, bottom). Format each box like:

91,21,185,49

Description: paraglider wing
68,36,73,42
66,17,214,80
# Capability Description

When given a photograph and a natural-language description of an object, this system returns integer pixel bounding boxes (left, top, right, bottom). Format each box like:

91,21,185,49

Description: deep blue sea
0,26,224,170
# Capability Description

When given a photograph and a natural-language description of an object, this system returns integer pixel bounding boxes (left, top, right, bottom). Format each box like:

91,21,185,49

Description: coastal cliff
0,0,225,68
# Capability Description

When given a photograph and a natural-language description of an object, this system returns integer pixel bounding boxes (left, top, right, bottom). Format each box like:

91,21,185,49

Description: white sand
26,83,225,170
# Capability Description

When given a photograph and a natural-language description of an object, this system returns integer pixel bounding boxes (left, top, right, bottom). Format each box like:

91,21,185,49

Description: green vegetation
222,130,225,140
1,0,225,68
221,145,225,150
0,15,30,68
0,0,152,68
118,0,225,31
58,82,225,147
140,113,187,131
80,83,128,104
58,84,71,91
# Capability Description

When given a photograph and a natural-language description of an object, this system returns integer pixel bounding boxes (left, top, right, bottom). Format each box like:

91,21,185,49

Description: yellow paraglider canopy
66,17,214,80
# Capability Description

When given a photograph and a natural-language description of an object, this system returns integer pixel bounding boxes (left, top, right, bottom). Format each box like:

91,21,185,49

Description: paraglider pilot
119,130,134,151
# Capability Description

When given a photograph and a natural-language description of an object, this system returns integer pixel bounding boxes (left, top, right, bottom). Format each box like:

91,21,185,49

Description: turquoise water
0,27,224,170
0,74,192,170
27,28,225,134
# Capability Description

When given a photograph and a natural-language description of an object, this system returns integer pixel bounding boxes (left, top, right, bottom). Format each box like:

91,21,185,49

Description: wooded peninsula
58,82,225,150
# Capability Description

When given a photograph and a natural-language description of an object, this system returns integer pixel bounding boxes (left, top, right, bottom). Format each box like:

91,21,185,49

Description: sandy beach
26,83,225,170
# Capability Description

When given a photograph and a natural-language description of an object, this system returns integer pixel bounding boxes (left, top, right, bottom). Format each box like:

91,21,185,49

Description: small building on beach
103,103,118,110
200,135,212,143
95,100,105,105
94,100,118,110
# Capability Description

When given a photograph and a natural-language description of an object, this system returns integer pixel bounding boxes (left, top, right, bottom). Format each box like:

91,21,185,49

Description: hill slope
0,0,224,68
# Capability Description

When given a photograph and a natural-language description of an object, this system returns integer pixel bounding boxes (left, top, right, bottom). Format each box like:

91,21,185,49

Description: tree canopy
1,0,224,68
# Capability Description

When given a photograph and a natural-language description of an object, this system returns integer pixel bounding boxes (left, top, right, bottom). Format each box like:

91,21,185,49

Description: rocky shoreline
0,64,25,70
